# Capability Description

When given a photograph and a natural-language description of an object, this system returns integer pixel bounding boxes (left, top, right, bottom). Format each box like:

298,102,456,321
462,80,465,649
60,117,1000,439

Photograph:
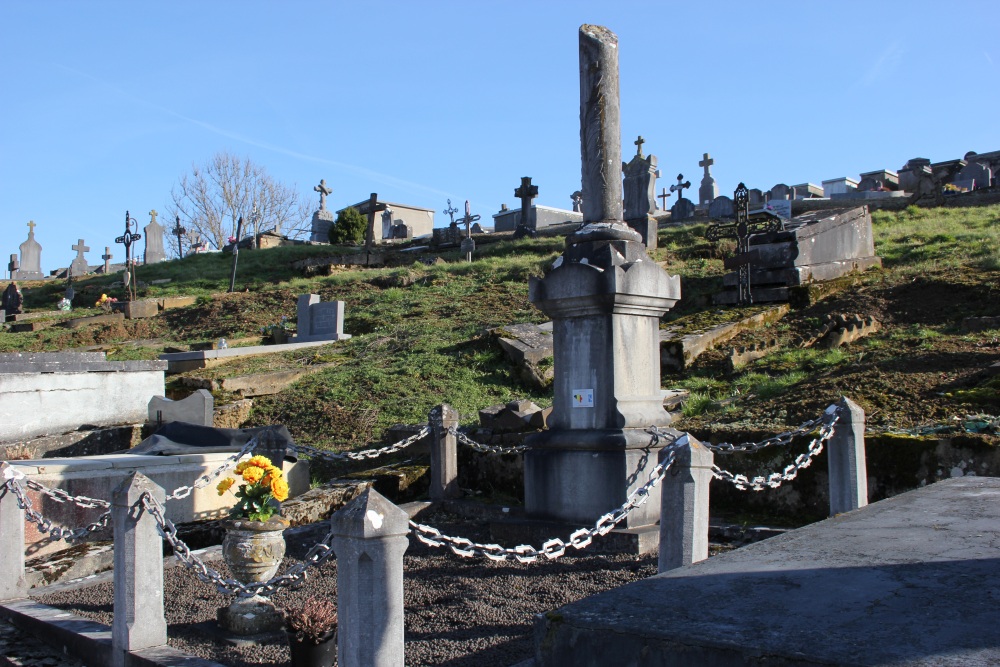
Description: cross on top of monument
699,153,715,177
443,199,459,225
149,209,158,225
314,179,332,210
27,220,36,234
670,174,691,196
72,239,90,256
634,135,645,158
515,176,538,203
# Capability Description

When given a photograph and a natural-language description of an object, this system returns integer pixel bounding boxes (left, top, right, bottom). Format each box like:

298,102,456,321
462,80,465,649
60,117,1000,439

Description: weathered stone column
828,397,868,515
0,463,27,601
111,472,167,667
579,24,622,225
429,404,460,500
331,488,408,667
523,25,682,540
658,437,714,573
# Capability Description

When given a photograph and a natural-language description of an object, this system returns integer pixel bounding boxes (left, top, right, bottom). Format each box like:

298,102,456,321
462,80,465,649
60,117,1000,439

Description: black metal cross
443,199,459,225
115,211,142,301
228,215,244,293
634,135,645,158
172,215,186,258
514,176,538,236
706,183,782,306
669,174,691,199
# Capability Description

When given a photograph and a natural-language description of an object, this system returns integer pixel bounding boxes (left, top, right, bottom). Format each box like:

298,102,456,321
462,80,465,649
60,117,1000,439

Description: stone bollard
658,436,714,573
331,488,409,667
827,397,868,516
111,471,168,667
428,404,460,500
0,462,27,601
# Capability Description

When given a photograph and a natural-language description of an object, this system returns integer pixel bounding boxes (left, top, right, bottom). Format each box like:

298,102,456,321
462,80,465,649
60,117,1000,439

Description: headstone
698,153,718,205
708,195,734,219
2,283,23,319
513,176,539,238
310,179,335,242
12,221,43,281
171,216,186,258
364,193,388,251
143,210,166,264
65,282,75,302
7,254,17,279
523,24,682,548
391,222,412,239
381,207,394,240
768,183,791,201
897,158,931,192
762,199,792,220
68,238,90,278
955,161,992,191
669,174,694,221
747,188,765,207
571,191,583,213
102,247,113,274
294,294,352,343
622,135,660,248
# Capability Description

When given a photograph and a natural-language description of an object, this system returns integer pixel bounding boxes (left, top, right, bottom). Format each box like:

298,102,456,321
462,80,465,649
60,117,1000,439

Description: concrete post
658,436,714,573
331,488,409,667
429,404,460,500
0,463,27,601
111,471,167,667
828,397,868,516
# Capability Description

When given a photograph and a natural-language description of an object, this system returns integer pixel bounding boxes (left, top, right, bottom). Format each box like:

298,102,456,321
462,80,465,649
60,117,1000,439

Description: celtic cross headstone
513,176,538,238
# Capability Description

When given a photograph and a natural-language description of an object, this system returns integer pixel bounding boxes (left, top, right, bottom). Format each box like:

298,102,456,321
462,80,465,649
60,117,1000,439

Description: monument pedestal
625,215,658,250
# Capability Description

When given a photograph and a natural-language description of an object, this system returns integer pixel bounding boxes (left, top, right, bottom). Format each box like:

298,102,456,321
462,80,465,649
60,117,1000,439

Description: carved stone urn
217,515,290,635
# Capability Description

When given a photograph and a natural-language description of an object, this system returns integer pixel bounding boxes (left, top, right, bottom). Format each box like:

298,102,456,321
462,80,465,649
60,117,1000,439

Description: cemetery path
33,513,658,666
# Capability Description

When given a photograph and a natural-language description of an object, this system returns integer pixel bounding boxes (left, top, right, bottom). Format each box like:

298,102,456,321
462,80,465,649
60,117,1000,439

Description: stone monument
309,179,336,242
571,191,583,213
669,175,694,221
708,195,734,219
12,221,43,281
293,294,352,343
524,25,682,550
7,255,17,280
698,152,719,205
68,239,90,278
101,247,113,274
622,135,660,249
143,210,166,264
513,176,539,239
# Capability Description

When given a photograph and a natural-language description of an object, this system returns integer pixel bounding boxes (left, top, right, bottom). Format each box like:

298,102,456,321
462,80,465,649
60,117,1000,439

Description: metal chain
165,435,260,500
292,427,430,463
665,404,842,455
141,491,338,598
24,479,111,509
409,435,686,563
711,404,841,491
4,475,111,541
448,426,531,454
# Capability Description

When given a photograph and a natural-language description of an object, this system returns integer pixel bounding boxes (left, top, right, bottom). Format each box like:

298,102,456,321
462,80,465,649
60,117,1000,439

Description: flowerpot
288,629,337,667
271,328,288,345
221,515,290,583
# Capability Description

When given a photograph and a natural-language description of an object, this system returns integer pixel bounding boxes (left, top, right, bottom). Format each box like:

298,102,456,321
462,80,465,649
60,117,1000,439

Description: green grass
872,204,1000,273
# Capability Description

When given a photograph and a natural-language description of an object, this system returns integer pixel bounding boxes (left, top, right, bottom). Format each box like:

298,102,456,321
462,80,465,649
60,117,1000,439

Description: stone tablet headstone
763,199,792,220
698,153,719,205
708,195,734,219
294,294,352,343
768,183,791,201
12,221,43,281
622,136,660,248
955,161,992,191
571,191,583,213
392,222,412,240
2,283,23,317
143,210,167,264
670,197,696,221
68,238,90,278
7,254,17,279
748,188,765,207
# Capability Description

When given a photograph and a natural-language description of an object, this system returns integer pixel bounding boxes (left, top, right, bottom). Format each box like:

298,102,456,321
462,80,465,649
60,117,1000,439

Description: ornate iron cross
115,211,142,301
443,199,459,225
669,174,691,198
172,216,186,258
706,183,782,306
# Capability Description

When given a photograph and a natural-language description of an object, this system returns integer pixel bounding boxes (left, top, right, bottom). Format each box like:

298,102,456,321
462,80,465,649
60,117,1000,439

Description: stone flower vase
217,515,291,635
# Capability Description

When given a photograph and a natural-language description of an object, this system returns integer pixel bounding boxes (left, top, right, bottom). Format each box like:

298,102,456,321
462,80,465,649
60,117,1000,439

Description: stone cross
27,220,36,234
148,209,158,225
514,176,539,231
7,254,17,278
670,174,691,198
314,179,332,210
172,216,186,257
72,239,89,257
461,199,481,239
658,188,670,210
364,193,388,252
699,153,714,177
443,199,459,225
634,135,645,158
102,247,113,273
706,182,781,306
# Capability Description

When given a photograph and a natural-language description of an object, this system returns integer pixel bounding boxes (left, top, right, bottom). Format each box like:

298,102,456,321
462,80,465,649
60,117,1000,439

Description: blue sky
2,1,998,270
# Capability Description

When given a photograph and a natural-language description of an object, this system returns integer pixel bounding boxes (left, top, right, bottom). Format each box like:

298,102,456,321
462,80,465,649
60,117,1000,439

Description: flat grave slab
534,476,1000,666
158,340,333,373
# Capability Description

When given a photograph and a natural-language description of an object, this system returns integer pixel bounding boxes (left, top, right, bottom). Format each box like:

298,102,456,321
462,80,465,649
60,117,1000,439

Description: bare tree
166,151,311,255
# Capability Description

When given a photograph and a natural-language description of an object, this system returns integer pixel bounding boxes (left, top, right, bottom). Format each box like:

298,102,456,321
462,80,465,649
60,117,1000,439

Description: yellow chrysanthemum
267,464,283,478
235,461,248,474
216,478,235,495
242,465,265,485
270,477,289,502
248,455,272,469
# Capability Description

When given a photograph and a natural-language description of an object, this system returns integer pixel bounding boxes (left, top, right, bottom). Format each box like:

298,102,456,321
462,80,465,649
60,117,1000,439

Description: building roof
336,200,435,214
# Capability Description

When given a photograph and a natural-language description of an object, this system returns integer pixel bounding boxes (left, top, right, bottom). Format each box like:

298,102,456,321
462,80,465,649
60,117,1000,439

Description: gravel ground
34,513,660,667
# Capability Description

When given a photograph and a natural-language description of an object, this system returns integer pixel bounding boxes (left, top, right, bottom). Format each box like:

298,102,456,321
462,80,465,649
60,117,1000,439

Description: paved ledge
534,477,1000,666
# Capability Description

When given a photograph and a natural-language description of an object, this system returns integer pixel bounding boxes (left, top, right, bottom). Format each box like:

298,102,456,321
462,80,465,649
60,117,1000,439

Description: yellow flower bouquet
217,454,289,522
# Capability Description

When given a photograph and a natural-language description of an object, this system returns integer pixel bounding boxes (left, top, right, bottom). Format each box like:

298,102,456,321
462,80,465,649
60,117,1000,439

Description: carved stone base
218,595,284,635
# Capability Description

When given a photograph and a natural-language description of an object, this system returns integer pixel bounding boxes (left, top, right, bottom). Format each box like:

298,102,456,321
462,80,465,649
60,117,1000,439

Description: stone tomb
12,221,43,281
293,293,352,343
715,205,882,305
0,352,166,444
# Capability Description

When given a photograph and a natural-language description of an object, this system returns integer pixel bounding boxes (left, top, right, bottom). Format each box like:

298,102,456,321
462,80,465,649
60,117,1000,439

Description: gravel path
34,514,659,667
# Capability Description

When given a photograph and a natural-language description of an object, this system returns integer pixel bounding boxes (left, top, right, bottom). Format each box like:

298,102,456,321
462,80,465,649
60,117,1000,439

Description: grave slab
158,340,332,373
534,477,1000,667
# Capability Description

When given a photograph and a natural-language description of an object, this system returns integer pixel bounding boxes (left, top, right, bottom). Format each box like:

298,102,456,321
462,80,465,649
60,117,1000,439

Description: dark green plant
329,206,367,244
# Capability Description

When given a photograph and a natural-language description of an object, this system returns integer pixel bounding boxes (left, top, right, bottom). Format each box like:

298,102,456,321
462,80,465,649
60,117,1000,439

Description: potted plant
284,596,338,666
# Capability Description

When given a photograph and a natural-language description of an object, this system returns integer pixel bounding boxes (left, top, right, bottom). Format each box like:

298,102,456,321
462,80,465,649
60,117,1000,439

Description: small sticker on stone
572,389,594,408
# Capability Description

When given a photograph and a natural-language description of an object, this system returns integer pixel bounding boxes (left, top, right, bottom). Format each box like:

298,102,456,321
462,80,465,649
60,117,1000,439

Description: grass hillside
2,205,998,452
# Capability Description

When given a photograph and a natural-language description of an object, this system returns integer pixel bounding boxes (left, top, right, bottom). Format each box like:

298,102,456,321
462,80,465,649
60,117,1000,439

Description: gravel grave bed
34,514,659,666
